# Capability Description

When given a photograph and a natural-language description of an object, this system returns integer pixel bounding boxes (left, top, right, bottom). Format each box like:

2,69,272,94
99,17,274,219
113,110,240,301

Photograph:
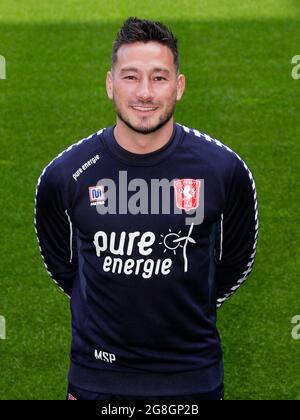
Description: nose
135,77,154,101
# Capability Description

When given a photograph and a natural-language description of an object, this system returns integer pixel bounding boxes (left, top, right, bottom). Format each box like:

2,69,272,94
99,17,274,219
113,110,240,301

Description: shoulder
177,122,257,202
177,122,237,161
177,122,255,178
37,127,107,183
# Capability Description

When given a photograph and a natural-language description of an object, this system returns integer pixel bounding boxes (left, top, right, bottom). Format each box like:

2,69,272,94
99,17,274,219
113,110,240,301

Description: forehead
115,41,175,72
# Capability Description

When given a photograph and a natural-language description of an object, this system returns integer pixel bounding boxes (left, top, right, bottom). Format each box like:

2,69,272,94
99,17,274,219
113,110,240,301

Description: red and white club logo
174,178,201,211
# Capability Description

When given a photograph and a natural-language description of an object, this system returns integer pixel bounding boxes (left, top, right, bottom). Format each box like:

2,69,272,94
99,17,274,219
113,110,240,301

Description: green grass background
0,0,300,400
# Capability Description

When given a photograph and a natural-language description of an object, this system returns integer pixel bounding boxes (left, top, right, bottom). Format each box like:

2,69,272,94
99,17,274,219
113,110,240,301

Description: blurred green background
0,0,300,400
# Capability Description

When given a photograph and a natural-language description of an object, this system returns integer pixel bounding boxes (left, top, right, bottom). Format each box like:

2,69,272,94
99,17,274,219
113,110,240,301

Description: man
34,17,258,400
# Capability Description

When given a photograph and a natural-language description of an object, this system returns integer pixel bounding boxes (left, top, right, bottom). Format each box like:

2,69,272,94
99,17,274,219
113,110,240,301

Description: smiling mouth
131,106,158,113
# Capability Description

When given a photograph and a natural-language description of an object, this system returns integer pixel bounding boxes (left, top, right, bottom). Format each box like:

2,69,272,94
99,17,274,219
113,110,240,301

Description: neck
113,117,174,154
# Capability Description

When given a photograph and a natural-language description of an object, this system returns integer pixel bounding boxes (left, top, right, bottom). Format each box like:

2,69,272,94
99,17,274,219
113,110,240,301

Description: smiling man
106,38,184,150
34,17,259,400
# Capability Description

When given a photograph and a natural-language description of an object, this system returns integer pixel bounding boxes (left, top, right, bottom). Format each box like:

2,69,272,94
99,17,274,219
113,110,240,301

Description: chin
134,119,162,132
117,108,171,135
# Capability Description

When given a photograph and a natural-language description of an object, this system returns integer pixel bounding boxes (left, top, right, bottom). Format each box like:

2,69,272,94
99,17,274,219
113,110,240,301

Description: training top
34,121,259,396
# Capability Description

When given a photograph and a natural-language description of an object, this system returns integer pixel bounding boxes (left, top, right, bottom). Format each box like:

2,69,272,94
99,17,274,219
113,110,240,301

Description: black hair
112,17,179,73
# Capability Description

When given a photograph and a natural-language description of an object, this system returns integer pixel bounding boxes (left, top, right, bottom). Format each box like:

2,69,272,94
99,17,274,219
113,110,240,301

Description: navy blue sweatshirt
34,122,259,396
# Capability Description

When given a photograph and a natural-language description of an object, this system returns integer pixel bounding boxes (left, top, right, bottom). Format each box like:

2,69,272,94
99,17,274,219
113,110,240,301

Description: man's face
106,41,185,134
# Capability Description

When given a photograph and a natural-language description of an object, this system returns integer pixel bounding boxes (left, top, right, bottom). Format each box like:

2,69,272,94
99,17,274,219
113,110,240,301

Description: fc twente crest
174,178,201,211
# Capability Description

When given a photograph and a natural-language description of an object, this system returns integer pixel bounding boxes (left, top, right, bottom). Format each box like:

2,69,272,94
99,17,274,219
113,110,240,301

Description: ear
106,69,113,100
176,73,186,101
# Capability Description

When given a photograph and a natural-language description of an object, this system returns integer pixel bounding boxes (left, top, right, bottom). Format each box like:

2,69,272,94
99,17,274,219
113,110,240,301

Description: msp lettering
94,349,116,363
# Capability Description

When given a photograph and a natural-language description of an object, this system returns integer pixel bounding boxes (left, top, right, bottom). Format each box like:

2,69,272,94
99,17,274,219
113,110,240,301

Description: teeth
133,107,157,111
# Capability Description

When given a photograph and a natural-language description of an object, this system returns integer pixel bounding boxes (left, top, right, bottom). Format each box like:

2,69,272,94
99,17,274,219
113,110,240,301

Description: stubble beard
113,97,177,135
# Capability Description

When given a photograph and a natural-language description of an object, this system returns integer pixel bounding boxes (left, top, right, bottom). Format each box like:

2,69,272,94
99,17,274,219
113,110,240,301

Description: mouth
131,106,158,114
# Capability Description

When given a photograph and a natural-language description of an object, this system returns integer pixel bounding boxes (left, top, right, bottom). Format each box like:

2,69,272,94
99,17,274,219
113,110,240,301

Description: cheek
114,85,134,104
156,85,177,100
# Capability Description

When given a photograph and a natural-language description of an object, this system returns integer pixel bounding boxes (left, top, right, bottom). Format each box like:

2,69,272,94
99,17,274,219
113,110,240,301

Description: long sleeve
215,155,259,308
36,123,257,394
34,163,77,297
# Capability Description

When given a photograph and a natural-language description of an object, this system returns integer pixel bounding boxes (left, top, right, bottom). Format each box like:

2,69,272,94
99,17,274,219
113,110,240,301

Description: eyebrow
120,67,170,74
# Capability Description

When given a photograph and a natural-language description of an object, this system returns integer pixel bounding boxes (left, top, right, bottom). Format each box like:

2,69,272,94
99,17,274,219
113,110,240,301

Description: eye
124,75,137,80
154,76,167,81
